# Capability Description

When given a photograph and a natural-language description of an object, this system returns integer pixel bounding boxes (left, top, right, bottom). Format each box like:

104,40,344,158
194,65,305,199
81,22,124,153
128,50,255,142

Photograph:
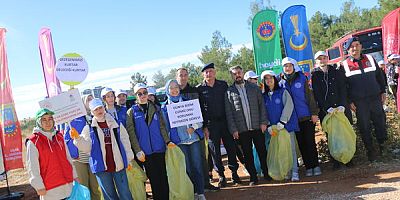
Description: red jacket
28,131,73,190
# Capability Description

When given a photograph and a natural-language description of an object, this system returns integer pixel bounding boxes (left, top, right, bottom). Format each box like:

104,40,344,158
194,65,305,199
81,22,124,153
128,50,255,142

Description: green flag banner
252,9,283,76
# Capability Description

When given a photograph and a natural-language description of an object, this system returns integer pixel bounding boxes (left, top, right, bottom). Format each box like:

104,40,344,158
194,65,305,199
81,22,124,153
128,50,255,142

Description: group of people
26,36,393,200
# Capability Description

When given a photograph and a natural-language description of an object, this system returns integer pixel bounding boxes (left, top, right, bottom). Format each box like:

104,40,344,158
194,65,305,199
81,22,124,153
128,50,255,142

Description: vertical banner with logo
252,9,283,76
0,28,24,171
39,28,62,98
382,7,400,62
281,5,314,77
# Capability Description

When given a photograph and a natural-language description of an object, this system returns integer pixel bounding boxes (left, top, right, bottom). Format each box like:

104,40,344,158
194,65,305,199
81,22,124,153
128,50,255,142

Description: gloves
276,121,285,130
70,127,80,139
136,151,146,162
327,107,335,114
267,126,273,134
167,142,176,148
127,164,132,171
337,106,345,112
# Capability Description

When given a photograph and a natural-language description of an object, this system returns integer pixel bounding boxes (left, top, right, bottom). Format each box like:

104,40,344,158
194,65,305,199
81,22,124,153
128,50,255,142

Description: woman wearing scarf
64,94,101,200
279,57,321,177
73,98,134,200
262,70,300,181
26,108,77,200
126,83,174,200
161,80,206,200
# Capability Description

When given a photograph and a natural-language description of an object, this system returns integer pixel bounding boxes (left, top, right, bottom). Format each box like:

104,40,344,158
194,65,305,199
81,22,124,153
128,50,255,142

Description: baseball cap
101,87,114,98
35,108,55,120
134,83,147,94
147,87,157,95
89,98,104,111
115,89,127,97
244,71,259,80
314,51,328,59
260,70,276,79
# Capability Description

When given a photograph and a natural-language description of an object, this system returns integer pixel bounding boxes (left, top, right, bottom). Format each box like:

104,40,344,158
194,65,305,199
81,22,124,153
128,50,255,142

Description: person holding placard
72,98,134,200
101,87,128,127
126,83,174,200
26,108,78,200
64,94,101,200
161,79,206,200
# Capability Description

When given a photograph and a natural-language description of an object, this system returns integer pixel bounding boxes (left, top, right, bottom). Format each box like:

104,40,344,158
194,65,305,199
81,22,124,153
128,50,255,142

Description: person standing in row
73,98,134,200
65,94,102,200
176,67,220,191
387,54,400,106
244,70,259,85
341,37,387,161
26,108,78,200
261,70,300,181
197,63,241,187
280,57,321,177
126,83,174,200
225,65,270,185
311,51,353,169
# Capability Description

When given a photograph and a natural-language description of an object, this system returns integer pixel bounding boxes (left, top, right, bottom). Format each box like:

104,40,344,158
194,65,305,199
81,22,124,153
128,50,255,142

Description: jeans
95,169,133,200
179,141,205,194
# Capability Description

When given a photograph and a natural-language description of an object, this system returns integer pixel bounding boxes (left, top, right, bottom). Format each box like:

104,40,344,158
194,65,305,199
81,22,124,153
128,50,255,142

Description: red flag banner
0,28,24,171
382,7,400,61
39,28,61,97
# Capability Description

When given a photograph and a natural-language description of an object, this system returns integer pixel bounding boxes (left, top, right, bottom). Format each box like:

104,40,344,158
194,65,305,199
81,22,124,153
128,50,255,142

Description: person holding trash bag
262,70,300,181
279,57,321,177
64,94,102,200
26,108,78,200
126,83,175,200
72,98,134,200
311,50,354,169
161,79,206,200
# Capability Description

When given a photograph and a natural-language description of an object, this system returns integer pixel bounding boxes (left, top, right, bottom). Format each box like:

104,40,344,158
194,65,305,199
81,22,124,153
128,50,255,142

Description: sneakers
305,169,313,177
218,176,227,188
232,173,242,184
263,174,273,181
249,181,257,186
291,172,300,182
204,183,220,192
313,167,322,176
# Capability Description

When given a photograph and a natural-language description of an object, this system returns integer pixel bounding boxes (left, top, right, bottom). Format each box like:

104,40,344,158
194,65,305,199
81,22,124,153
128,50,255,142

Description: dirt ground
1,157,400,200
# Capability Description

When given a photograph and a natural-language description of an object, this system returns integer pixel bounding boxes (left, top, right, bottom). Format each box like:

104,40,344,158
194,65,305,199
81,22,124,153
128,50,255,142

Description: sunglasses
137,91,148,97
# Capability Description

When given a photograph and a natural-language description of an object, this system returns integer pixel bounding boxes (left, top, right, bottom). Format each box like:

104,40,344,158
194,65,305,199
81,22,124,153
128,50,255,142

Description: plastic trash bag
322,108,356,164
267,126,293,181
126,161,147,200
68,181,90,200
166,147,194,200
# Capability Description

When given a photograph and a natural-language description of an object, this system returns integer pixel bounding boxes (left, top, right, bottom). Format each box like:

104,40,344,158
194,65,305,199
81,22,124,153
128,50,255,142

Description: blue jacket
264,88,299,132
283,72,311,119
89,126,128,173
161,100,204,145
131,104,167,155
64,116,89,159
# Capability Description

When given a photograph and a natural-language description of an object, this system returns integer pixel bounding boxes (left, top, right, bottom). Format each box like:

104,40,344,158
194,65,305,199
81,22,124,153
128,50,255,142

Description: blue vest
89,126,128,173
64,116,88,159
284,73,311,119
161,104,204,144
264,88,299,132
132,105,166,155
117,105,127,127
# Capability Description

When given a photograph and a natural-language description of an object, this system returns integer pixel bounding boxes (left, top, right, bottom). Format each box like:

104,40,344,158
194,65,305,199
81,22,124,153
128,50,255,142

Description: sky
1,0,379,119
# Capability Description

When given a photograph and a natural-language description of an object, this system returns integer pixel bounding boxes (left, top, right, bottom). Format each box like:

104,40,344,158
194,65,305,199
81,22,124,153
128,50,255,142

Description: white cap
89,98,104,111
115,89,127,97
314,51,328,59
244,71,259,80
101,87,114,98
282,57,301,72
133,83,147,94
388,54,400,60
147,87,157,95
378,60,386,65
260,70,276,79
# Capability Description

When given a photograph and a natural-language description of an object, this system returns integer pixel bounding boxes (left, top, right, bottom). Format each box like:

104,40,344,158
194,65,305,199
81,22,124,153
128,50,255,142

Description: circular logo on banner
295,82,302,89
56,53,88,86
257,21,276,41
275,98,281,104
